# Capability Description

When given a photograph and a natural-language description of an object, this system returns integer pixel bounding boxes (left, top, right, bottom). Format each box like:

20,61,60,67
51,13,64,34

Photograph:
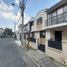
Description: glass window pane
57,8,63,15
37,17,42,24
52,12,56,17
52,17,57,25
48,14,51,19
64,13,67,22
57,14,63,23
48,19,51,26
64,6,67,13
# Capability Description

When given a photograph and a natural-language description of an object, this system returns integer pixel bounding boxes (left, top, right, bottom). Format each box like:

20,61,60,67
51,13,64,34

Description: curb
25,52,42,67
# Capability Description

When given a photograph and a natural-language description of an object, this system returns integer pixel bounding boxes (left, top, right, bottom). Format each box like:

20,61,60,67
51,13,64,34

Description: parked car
1,34,7,38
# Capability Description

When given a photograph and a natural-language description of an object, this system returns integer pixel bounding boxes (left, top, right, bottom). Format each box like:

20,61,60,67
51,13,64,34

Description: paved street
0,38,37,67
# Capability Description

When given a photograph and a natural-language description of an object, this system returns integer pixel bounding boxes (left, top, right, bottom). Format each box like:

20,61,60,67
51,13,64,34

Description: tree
3,28,13,36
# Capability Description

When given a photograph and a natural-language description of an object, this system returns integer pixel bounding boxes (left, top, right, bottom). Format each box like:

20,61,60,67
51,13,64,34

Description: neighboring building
0,28,4,37
45,0,67,65
23,22,30,45
28,18,36,49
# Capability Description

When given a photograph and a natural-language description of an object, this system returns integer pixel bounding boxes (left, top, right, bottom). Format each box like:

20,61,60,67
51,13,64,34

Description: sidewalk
14,40,66,67
26,49,66,67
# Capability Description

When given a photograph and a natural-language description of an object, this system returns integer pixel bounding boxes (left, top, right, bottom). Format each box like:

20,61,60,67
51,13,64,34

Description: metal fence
48,40,62,50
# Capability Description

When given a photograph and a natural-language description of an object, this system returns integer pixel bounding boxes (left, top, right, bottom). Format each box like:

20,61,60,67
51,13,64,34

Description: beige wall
62,29,67,65
39,38,45,45
29,41,37,49
34,9,47,31
45,29,65,64
46,30,54,40
37,24,42,31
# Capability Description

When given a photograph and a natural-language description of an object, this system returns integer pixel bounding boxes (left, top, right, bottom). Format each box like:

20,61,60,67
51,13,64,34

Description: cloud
2,12,16,20
0,0,14,12
0,10,31,24
0,0,31,31
0,9,31,31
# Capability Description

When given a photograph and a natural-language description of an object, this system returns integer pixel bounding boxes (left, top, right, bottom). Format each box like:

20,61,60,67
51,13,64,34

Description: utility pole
12,0,27,45
19,0,27,45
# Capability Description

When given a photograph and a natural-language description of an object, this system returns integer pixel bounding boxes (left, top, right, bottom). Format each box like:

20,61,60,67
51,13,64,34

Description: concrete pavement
13,40,67,67
26,49,66,67
0,38,37,67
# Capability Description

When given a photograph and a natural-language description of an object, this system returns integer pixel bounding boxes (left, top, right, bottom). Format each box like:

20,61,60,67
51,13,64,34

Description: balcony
48,40,62,50
46,12,67,26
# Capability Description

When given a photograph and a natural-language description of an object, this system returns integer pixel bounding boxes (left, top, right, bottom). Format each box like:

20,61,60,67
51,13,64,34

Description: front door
55,31,62,50
55,31,62,42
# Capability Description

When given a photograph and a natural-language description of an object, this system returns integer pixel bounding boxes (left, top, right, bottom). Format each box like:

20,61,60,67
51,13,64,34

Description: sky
0,0,60,31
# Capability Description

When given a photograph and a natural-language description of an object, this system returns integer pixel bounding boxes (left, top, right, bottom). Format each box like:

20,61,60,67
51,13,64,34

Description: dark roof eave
47,0,67,14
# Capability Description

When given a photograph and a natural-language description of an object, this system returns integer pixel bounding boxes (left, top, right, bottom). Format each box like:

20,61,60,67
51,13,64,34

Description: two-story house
45,0,67,65
34,9,47,52
29,18,37,49
29,9,47,52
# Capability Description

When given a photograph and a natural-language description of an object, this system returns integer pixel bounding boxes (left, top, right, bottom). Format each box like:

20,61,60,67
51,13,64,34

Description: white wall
62,28,67,65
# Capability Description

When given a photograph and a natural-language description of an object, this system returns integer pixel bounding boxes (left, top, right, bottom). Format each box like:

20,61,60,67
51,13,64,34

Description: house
29,9,47,52
45,0,67,65
29,17,36,49
23,22,30,45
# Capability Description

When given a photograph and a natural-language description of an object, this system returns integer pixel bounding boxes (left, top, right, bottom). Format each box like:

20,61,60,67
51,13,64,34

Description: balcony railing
46,12,67,26
30,38,36,43
48,40,62,50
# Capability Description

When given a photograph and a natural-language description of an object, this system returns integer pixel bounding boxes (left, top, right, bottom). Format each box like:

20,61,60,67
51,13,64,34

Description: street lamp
19,0,27,45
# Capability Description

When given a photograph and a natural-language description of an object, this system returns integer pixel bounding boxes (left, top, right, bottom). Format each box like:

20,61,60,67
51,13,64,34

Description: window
40,31,45,38
64,13,67,22
52,12,56,17
48,14,51,19
64,6,67,13
52,17,57,25
48,19,51,26
57,8,63,15
30,32,34,38
52,12,57,25
37,17,42,25
47,14,52,26
57,14,63,23
57,8,64,23
64,6,67,22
